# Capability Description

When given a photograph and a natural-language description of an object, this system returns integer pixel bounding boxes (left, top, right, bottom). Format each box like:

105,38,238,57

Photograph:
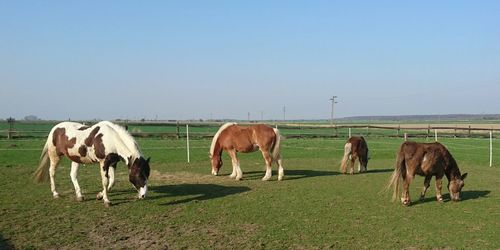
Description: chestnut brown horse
209,123,284,181
387,141,467,206
340,136,369,174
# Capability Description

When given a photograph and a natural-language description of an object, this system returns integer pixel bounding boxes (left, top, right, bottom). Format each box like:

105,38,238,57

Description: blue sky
1,1,499,120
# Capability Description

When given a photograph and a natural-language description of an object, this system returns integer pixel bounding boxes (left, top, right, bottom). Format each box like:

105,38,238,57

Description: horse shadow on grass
365,168,393,174
414,190,490,205
0,233,14,250
148,184,251,206
239,169,341,181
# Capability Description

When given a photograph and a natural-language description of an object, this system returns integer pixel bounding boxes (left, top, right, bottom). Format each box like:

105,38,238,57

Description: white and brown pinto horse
34,121,150,207
340,136,369,174
387,141,467,206
209,123,284,181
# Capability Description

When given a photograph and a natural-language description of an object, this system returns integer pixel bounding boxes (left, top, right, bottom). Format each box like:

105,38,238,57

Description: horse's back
399,141,450,176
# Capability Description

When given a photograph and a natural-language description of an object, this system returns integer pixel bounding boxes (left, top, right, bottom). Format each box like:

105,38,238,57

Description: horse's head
128,156,151,199
209,152,222,176
448,173,467,201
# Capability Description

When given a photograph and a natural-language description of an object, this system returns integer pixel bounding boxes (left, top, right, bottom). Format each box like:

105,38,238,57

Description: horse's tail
34,140,50,183
271,128,282,162
386,146,406,201
340,142,352,173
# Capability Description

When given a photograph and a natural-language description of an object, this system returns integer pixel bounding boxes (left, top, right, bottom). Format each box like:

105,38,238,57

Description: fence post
186,124,190,164
348,128,351,138
7,117,15,139
490,131,493,167
176,121,180,139
427,124,430,138
468,125,471,137
397,124,400,137
435,129,438,141
404,133,407,141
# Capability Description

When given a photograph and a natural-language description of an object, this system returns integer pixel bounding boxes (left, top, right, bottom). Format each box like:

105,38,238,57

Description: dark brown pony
387,141,467,206
209,123,284,181
340,136,369,174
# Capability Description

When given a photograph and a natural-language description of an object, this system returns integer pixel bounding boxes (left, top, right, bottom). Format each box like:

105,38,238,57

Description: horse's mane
209,122,236,158
99,121,142,162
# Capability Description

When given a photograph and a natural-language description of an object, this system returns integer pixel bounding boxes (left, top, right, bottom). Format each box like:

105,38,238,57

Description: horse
34,121,151,207
387,141,467,206
340,136,369,174
209,123,284,181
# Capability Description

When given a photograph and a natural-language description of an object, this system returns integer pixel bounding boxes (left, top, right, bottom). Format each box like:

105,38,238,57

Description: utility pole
247,112,250,122
330,96,338,125
283,106,286,121
261,111,264,121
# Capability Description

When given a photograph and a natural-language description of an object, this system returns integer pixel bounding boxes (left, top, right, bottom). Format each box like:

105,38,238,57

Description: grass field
1,135,499,249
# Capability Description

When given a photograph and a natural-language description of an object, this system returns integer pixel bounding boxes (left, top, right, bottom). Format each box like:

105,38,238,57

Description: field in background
0,122,499,248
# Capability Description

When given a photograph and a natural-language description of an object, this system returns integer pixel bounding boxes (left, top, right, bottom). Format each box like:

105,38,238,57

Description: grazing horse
387,141,467,206
340,136,369,174
209,123,284,181
34,121,150,207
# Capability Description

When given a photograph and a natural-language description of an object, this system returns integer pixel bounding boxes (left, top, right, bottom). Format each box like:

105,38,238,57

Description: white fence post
435,129,438,141
349,128,351,138
186,124,190,164
404,133,407,141
490,131,493,167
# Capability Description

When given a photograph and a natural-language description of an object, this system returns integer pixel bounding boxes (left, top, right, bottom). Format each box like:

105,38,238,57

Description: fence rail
0,121,499,139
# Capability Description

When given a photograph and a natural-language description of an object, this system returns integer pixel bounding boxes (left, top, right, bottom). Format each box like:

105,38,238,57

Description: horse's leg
420,175,432,201
261,150,272,181
229,157,237,179
349,157,355,175
401,175,413,206
98,163,111,207
228,150,242,180
435,175,444,202
49,155,60,198
107,164,116,191
70,162,84,201
276,153,284,181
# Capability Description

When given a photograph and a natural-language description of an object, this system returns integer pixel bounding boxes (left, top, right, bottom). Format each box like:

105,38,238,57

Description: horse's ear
146,157,151,163
461,173,468,180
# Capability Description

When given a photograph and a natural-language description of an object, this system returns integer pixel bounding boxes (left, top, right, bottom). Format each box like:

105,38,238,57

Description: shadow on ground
0,234,14,250
149,184,251,205
413,190,490,205
238,169,341,181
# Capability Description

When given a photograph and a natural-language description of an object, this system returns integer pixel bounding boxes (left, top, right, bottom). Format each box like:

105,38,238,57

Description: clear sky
1,1,499,120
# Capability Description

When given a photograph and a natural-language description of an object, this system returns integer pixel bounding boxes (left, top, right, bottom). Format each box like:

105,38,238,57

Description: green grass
1,136,499,249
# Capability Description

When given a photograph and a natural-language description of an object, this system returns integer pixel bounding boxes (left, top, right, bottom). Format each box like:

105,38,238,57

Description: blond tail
340,143,352,173
271,128,282,161
34,140,50,183
386,150,405,201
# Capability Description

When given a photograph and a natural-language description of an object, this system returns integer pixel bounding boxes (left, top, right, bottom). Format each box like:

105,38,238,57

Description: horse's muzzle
138,186,147,199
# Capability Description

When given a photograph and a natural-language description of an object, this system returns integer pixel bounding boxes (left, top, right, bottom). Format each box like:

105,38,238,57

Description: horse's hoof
53,193,60,199
104,202,111,208
76,196,84,202
419,196,425,201
96,193,103,200
403,201,411,206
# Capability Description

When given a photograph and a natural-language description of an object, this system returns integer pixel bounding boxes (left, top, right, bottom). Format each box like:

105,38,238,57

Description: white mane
99,121,142,163
209,122,237,158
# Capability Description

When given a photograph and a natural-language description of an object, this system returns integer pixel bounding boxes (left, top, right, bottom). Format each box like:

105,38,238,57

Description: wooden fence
1,120,499,139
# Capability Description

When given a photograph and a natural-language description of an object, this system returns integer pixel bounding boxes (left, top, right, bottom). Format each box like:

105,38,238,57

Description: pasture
1,129,499,248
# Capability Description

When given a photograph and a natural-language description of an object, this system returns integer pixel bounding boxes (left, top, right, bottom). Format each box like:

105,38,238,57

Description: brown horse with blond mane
340,136,369,174
209,123,284,181
387,141,467,206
